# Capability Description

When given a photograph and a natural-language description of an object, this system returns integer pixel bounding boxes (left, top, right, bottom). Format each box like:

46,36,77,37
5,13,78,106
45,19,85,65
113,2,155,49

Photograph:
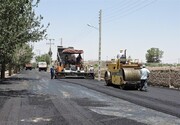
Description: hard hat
142,65,146,68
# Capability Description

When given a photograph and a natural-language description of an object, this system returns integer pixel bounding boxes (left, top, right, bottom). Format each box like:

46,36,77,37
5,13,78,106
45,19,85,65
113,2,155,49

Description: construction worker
50,66,55,79
139,65,150,91
117,49,126,64
89,65,94,79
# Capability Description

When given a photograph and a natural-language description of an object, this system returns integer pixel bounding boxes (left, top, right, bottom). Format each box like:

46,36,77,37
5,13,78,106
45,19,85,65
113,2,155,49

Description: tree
146,48,164,63
35,54,50,65
0,0,49,78
12,43,34,73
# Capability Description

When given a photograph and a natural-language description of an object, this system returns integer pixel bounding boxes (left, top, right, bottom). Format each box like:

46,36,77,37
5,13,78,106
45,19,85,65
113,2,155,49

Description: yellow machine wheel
104,71,112,86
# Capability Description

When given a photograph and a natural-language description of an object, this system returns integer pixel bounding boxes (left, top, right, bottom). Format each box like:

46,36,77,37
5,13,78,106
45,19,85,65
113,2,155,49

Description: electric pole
98,9,102,81
87,10,102,81
60,38,63,46
46,39,55,67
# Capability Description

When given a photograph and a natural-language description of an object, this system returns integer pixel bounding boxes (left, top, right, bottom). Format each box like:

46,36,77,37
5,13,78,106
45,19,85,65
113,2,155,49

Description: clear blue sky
33,0,180,63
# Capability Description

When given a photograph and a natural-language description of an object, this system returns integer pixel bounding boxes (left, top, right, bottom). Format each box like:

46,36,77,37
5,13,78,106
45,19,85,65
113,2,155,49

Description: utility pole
87,10,102,81
46,39,55,67
60,38,63,46
98,9,102,81
47,39,55,50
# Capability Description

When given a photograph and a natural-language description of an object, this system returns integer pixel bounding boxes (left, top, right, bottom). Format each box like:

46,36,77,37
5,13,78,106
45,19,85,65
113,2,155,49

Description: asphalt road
0,69,180,125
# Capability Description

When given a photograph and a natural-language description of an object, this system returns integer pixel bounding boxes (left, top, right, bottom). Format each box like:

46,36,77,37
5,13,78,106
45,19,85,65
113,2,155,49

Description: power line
71,0,157,46
103,0,141,19
72,1,132,43
72,1,134,42
103,0,133,12
104,0,157,23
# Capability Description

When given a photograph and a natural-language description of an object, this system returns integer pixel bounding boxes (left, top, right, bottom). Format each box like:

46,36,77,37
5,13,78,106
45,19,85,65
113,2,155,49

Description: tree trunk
1,62,5,79
8,64,12,76
14,66,18,73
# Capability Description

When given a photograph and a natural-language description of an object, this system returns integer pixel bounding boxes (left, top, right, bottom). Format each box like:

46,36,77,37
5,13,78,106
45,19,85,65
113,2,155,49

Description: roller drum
122,68,140,81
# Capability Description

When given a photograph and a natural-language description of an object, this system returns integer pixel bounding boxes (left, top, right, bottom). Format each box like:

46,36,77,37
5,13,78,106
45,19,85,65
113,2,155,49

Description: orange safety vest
56,66,63,72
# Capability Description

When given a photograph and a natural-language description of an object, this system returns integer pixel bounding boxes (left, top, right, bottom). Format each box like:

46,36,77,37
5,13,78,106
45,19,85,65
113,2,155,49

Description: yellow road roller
104,59,142,89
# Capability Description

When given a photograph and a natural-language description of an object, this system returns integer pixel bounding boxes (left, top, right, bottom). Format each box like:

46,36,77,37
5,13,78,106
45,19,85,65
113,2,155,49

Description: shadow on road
0,89,37,97
108,84,139,91
0,77,40,85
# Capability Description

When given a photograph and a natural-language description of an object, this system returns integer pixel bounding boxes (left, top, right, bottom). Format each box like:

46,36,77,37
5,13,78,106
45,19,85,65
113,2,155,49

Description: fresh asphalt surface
0,69,180,125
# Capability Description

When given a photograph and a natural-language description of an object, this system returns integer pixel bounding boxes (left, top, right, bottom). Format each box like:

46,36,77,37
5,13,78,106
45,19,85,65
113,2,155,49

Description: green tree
146,48,164,63
0,0,49,78
11,43,34,73
35,54,50,65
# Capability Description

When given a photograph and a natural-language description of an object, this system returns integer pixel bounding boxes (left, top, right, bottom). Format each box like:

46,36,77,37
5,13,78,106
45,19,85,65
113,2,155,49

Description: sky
32,0,180,63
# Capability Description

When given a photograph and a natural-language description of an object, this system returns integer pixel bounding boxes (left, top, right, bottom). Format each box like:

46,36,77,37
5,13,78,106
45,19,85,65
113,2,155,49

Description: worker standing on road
139,65,150,91
89,65,94,79
50,66,55,79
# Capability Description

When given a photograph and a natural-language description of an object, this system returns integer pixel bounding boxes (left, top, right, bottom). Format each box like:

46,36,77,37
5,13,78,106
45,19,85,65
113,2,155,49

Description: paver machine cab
104,50,141,89
55,46,94,79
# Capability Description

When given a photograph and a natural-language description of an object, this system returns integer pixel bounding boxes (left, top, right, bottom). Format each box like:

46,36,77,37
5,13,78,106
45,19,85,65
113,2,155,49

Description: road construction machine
104,51,141,89
55,46,94,79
